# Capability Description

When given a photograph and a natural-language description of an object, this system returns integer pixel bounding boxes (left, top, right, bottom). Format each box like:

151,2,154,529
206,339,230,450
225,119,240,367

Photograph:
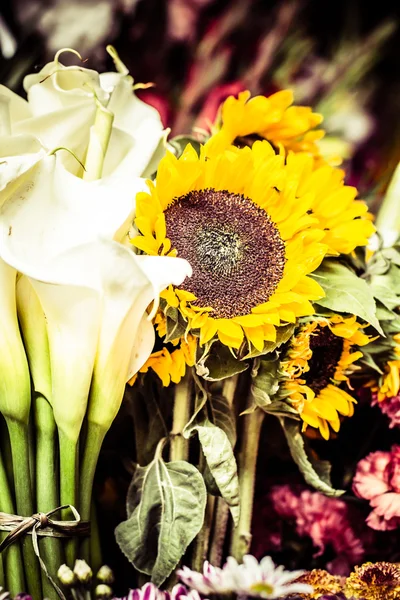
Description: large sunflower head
132,141,372,356
205,89,325,161
280,314,372,440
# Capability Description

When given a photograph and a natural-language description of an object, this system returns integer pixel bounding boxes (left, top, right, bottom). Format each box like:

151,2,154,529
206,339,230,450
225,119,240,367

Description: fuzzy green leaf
115,455,206,585
312,260,384,335
248,357,282,412
280,418,345,497
196,342,249,381
185,419,240,525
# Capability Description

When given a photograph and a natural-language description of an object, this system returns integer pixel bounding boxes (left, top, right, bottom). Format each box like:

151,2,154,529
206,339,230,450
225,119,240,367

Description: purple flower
178,555,313,599
117,583,203,600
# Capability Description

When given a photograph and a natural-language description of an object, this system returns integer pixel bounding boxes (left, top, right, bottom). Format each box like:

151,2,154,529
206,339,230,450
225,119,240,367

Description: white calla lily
0,49,165,177
16,276,52,402
0,260,31,423
0,150,191,532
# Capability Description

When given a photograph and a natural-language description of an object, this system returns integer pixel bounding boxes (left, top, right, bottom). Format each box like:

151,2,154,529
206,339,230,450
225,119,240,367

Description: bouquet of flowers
0,44,399,600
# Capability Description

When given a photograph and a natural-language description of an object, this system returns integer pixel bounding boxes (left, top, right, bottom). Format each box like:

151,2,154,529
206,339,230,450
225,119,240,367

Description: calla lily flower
0,152,191,442
0,259,31,424
0,49,165,177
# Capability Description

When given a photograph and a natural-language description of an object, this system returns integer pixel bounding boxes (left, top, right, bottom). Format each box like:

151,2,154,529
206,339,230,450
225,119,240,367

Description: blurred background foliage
1,0,399,204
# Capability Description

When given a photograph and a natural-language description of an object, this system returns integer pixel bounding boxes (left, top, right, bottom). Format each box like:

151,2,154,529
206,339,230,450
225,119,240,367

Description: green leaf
208,394,237,446
260,400,300,419
163,305,188,343
196,342,249,381
279,418,345,497
241,324,295,359
185,419,240,525
169,136,201,158
247,357,282,412
311,260,384,335
115,452,207,585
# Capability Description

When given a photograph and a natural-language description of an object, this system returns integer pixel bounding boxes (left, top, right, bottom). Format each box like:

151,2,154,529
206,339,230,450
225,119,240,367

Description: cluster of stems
0,101,115,600
168,371,264,572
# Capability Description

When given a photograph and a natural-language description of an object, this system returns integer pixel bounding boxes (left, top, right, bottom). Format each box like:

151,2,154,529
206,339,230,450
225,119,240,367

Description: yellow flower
345,562,400,600
293,569,345,598
132,141,372,355
129,314,197,386
205,90,324,160
369,333,400,402
204,91,375,255
281,314,371,440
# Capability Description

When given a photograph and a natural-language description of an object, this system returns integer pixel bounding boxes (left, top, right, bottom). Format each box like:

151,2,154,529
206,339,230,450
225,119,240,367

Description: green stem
128,386,148,466
209,498,230,567
0,551,4,588
0,447,25,595
192,496,215,572
170,374,192,462
59,431,79,567
79,423,106,562
34,394,62,599
6,418,42,599
229,408,265,561
89,500,102,575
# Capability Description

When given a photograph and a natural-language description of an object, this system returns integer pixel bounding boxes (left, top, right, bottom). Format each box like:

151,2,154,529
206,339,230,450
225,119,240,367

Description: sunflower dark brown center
304,327,344,393
164,188,286,319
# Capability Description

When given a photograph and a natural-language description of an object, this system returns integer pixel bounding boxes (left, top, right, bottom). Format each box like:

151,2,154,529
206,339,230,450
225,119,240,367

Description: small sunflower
281,315,371,440
369,333,400,402
294,569,345,598
205,89,325,160
345,562,400,600
133,142,374,354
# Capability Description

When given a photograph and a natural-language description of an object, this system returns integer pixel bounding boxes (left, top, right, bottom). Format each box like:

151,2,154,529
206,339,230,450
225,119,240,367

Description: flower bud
58,564,77,587
73,559,93,584
95,584,113,599
97,565,115,584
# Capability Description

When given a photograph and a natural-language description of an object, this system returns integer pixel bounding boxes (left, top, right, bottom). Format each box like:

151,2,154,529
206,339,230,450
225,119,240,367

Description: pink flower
371,391,400,428
269,485,365,575
353,445,400,531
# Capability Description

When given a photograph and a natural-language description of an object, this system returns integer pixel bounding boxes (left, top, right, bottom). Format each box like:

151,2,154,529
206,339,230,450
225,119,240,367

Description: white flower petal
0,259,31,423
100,72,165,176
16,276,52,402
24,59,107,114
29,278,101,440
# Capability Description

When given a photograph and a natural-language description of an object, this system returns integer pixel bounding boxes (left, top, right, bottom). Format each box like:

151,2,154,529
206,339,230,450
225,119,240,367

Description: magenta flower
118,583,203,600
353,445,400,530
269,485,365,574
372,391,400,428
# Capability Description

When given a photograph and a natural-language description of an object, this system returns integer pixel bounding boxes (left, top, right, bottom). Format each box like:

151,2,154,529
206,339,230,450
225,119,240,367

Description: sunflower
345,562,400,600
369,333,400,402
281,314,371,440
132,141,372,355
204,91,375,256
205,89,326,161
